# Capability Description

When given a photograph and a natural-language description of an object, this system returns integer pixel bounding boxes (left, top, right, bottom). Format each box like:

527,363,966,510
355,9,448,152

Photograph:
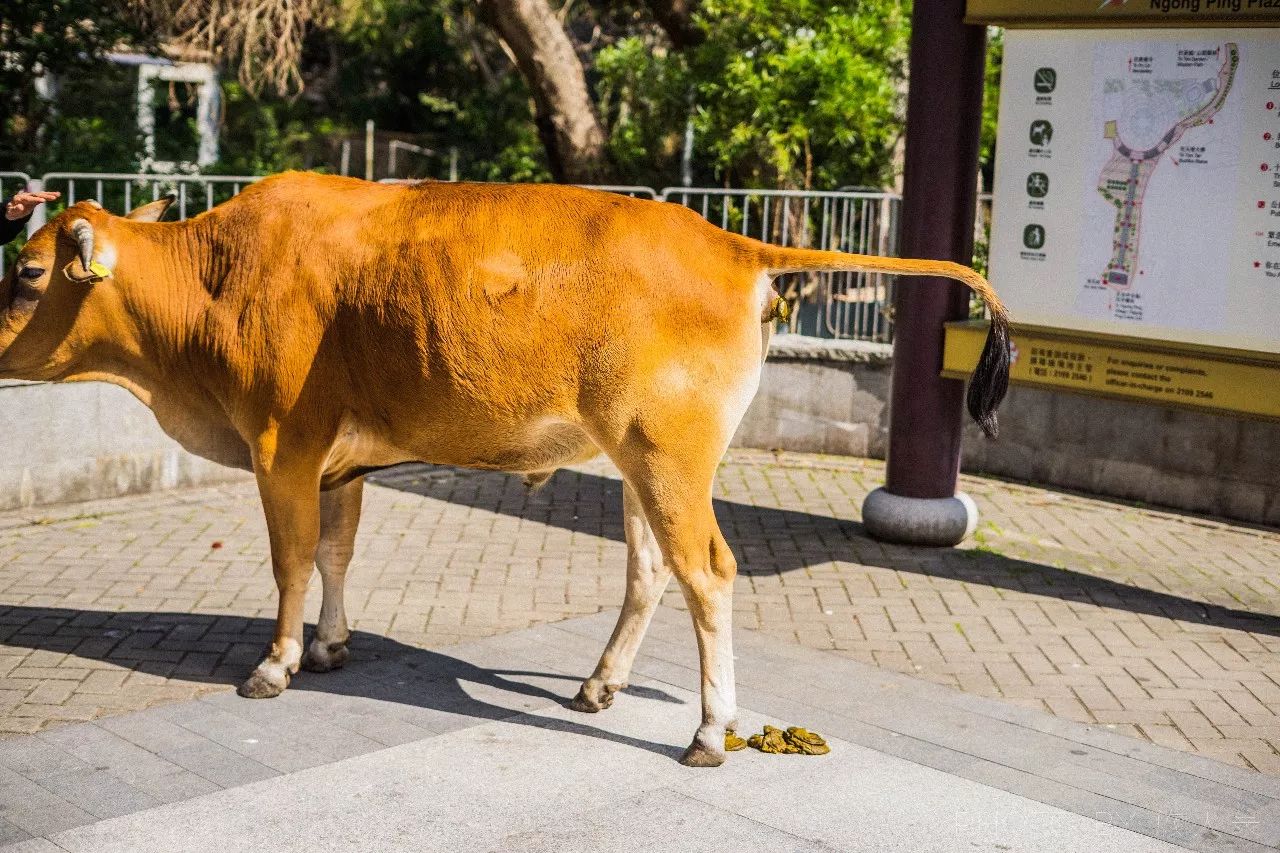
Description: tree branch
133,0,330,98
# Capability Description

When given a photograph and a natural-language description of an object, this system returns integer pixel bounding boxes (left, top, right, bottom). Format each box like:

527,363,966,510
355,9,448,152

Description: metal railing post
25,178,46,235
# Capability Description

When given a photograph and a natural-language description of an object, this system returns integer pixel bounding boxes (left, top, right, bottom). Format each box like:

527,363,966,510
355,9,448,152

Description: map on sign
1076,41,1240,325
989,29,1280,355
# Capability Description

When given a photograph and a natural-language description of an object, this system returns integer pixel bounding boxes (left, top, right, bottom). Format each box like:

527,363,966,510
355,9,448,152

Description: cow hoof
301,641,349,673
569,680,623,713
679,736,726,768
237,669,289,699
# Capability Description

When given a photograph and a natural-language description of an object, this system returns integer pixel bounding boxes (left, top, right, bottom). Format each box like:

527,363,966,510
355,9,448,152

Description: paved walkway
1,450,1279,777
3,608,1279,852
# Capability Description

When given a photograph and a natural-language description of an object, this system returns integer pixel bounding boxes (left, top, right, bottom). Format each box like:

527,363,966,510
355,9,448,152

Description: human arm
2,190,60,245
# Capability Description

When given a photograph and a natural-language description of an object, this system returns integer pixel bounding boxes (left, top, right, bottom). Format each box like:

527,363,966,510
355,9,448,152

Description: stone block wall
1,337,1276,526
733,337,1280,527
0,381,242,511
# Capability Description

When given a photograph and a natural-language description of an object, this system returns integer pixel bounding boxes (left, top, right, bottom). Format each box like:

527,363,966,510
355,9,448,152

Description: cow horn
70,219,94,273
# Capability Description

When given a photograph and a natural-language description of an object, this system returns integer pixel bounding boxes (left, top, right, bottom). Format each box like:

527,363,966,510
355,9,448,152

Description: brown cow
2,173,1008,766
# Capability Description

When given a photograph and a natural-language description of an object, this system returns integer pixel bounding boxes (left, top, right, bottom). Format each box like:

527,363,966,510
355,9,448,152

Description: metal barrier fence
380,178,660,201
37,173,263,225
660,187,900,341
1,171,992,342
584,185,659,200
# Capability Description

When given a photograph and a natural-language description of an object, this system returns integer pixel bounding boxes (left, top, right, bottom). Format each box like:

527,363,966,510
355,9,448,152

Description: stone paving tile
9,612,1248,853
0,450,1278,774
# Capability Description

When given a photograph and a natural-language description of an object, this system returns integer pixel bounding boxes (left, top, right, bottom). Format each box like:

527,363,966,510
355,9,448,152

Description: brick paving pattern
1,450,1278,773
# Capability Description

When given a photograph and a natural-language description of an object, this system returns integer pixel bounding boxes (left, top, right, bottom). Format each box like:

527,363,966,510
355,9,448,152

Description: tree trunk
478,0,612,183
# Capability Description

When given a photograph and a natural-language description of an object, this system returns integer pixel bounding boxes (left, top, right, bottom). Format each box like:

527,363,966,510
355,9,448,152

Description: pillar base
861,487,978,547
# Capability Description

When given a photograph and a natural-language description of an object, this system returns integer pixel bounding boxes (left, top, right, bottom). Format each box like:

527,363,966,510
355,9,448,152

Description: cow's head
0,196,174,380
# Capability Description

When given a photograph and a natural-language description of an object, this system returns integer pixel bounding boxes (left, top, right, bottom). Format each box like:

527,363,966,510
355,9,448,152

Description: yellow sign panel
966,1,1280,27
942,320,1280,420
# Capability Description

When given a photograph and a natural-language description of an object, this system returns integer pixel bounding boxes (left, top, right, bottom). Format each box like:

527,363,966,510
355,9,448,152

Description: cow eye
18,267,45,280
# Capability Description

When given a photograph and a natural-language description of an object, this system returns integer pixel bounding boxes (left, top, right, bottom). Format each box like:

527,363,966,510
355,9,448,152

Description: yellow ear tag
766,295,791,323
62,260,113,282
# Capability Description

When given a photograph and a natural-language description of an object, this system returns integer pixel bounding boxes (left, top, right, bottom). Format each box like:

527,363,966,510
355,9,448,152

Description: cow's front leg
239,464,321,699
302,477,364,672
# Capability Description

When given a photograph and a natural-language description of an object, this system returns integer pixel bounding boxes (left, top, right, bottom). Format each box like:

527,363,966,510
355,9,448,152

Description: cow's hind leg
302,477,364,672
618,451,739,768
587,332,760,764
572,481,670,712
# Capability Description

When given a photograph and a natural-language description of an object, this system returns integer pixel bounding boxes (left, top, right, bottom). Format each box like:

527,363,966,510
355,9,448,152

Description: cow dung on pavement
729,725,831,755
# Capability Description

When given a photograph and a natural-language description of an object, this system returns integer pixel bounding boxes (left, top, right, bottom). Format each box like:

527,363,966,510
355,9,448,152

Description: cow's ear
125,194,176,223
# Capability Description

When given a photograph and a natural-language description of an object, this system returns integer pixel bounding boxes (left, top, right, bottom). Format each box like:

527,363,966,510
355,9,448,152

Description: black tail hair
965,309,1011,439
754,243,1012,438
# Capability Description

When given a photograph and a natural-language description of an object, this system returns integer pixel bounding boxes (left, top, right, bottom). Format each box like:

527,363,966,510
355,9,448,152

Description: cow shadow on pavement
0,604,689,759
370,464,1280,640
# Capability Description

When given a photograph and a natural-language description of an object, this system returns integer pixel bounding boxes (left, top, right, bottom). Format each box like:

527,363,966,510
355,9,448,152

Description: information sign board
988,28,1280,355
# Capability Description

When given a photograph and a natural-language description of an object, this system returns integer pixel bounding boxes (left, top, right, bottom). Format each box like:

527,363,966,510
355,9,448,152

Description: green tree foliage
0,1,154,172
973,26,1003,278
211,82,334,175
980,27,1003,188
598,0,911,189
328,0,545,180
3,0,994,195
214,0,546,179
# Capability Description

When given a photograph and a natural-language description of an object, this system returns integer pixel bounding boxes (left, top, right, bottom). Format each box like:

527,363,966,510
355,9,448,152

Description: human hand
4,190,60,221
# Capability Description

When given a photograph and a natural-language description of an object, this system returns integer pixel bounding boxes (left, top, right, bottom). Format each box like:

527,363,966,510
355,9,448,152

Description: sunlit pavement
3,608,1276,851
2,449,1279,779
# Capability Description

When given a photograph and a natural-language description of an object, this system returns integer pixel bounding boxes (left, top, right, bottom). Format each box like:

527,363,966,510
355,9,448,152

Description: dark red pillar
885,0,988,500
